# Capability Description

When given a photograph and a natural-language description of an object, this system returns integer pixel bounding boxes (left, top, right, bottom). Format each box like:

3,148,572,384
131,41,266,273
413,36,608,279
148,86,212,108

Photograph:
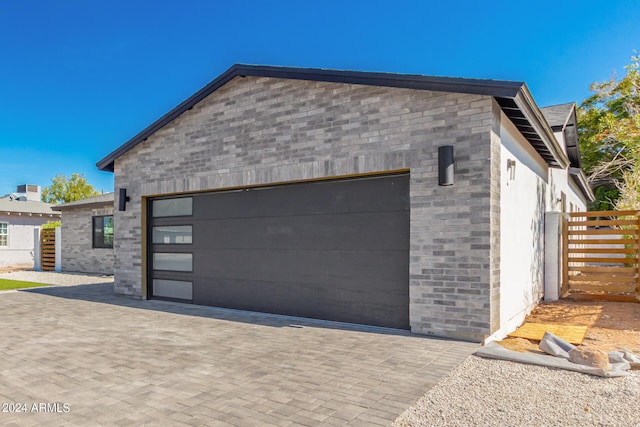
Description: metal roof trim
569,167,596,202
512,86,570,169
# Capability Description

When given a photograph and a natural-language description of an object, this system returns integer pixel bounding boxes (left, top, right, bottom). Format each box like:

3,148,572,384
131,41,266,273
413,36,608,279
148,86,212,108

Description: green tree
41,220,61,229
578,54,640,210
41,173,100,204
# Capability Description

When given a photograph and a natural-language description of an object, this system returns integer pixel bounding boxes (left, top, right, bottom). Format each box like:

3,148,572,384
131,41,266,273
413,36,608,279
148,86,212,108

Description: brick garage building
54,193,115,275
97,65,593,342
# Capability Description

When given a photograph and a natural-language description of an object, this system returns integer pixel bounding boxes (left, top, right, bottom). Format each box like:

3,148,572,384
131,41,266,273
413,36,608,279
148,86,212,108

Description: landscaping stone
569,347,611,370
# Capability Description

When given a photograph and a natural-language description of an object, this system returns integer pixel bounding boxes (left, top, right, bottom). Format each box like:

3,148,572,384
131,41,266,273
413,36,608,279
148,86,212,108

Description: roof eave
512,87,570,169
52,192,114,210
234,64,524,97
564,105,582,169
0,210,61,216
54,200,115,211
568,167,596,202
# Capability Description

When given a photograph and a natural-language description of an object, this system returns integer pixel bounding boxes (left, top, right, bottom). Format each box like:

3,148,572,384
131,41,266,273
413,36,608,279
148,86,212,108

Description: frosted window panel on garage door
153,279,193,300
153,253,193,272
152,226,193,244
152,197,193,217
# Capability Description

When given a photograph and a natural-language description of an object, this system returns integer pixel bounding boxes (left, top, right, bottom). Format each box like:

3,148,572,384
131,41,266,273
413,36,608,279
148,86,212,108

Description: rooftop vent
15,184,41,201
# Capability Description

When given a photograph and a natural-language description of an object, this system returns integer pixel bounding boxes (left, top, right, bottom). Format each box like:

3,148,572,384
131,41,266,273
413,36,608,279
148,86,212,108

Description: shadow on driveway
22,282,428,338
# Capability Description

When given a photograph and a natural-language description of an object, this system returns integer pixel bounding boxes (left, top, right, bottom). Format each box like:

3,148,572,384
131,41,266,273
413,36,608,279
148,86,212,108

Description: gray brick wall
60,206,114,275
114,76,500,341
489,99,502,334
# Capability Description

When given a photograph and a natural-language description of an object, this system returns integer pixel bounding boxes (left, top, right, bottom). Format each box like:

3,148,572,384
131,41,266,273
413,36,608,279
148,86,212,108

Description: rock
568,347,611,370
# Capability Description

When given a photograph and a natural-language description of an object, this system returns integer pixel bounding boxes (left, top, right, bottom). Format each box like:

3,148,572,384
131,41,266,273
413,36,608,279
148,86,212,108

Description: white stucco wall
497,115,549,339
548,130,588,213
0,215,54,267
491,115,589,341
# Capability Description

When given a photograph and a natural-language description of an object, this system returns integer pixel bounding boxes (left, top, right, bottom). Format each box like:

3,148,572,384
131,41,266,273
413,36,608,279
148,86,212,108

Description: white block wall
0,215,56,267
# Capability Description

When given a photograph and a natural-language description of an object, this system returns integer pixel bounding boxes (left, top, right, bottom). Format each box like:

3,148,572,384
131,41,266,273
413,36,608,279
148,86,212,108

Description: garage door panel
193,248,408,283
193,175,409,220
192,277,408,329
152,270,193,281
151,245,193,254
193,211,409,251
149,173,410,330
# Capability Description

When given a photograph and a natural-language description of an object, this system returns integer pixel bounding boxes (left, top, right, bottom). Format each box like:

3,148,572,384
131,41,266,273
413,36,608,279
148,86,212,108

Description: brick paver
0,282,476,425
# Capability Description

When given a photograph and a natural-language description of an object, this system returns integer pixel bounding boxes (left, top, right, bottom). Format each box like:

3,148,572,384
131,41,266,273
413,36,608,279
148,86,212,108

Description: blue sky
1,0,638,197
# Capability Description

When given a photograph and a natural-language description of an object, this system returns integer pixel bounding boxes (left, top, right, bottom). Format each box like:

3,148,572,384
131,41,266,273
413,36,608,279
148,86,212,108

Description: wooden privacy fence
563,210,640,302
40,228,56,271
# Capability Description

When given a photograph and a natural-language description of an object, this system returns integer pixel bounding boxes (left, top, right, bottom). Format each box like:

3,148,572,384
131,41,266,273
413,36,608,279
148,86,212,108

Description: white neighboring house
0,185,61,268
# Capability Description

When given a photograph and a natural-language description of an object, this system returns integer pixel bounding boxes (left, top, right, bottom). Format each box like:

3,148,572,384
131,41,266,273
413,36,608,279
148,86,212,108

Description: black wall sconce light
438,145,455,186
118,188,130,211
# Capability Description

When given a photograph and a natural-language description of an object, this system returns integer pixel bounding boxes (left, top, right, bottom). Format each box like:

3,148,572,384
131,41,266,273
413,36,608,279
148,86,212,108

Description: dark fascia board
569,167,595,202
53,200,115,211
564,105,582,168
96,64,561,171
546,103,580,168
512,87,570,169
235,65,524,97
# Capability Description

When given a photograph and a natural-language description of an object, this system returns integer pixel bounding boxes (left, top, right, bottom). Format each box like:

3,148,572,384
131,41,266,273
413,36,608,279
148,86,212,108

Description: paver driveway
0,281,477,426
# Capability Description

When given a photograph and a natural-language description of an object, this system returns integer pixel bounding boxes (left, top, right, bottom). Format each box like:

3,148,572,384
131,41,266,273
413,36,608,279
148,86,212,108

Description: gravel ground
394,355,640,427
0,270,113,286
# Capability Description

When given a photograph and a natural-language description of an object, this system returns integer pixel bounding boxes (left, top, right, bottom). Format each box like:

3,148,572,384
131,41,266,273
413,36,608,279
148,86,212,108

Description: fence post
561,213,569,297
544,212,561,301
637,215,640,300
33,228,41,271
54,227,62,272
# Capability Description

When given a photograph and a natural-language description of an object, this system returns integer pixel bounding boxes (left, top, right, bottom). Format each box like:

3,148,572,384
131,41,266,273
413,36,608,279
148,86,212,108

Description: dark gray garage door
148,173,410,329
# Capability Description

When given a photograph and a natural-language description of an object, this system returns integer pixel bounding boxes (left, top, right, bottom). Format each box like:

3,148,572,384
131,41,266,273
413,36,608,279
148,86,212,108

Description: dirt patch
498,300,640,353
0,264,32,274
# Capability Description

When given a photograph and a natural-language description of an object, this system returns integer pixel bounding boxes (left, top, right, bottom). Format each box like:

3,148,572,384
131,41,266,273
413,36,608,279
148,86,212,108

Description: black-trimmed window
93,216,114,249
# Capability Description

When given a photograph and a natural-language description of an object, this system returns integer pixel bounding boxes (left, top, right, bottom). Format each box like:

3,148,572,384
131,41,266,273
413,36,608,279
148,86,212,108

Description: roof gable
540,103,581,168
539,103,594,201
540,103,574,129
97,64,569,172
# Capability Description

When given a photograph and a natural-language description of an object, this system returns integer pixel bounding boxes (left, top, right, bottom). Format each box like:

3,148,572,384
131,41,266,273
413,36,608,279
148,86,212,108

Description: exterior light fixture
118,188,130,211
438,145,454,186
507,159,517,181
